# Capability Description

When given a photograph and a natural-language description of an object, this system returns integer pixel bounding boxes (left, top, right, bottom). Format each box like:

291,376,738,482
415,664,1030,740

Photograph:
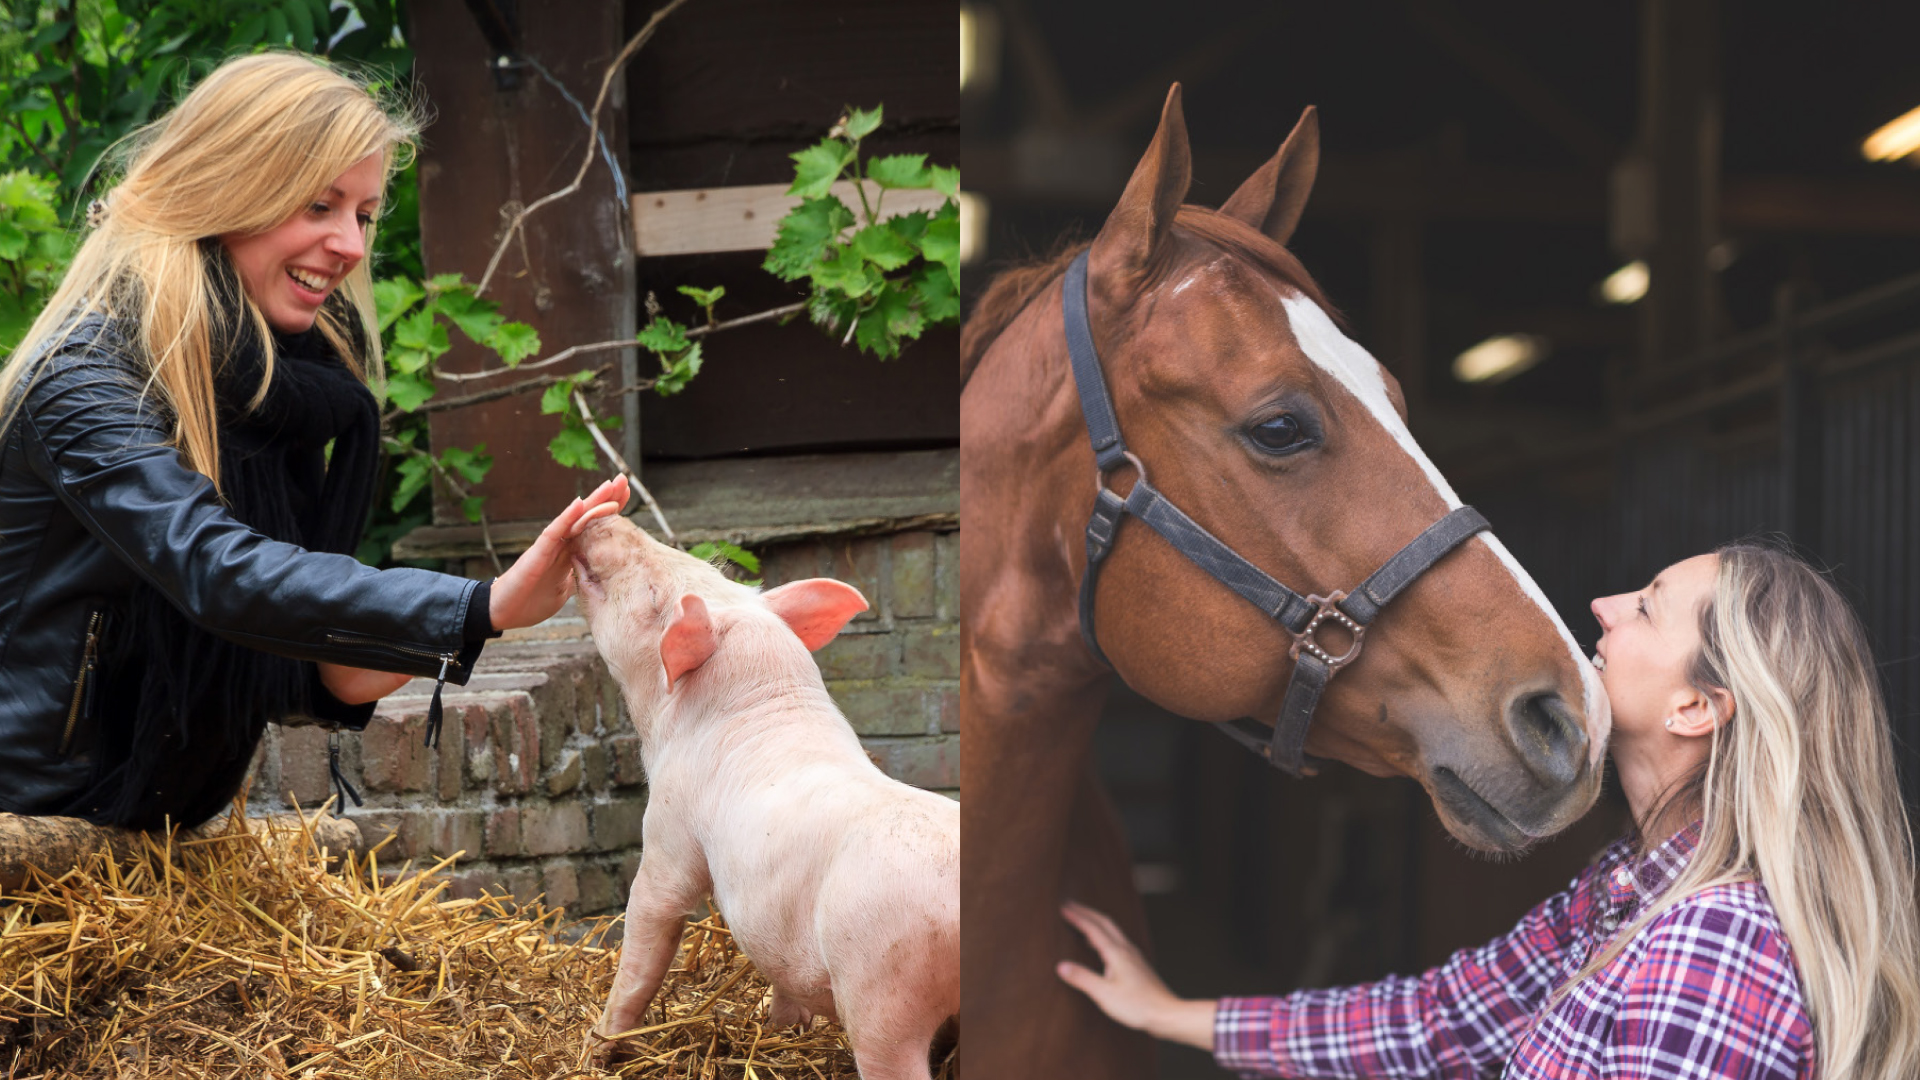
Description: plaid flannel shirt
1215,824,1814,1079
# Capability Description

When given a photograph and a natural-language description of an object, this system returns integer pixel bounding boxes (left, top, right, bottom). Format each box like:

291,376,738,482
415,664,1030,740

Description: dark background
961,2,1920,1075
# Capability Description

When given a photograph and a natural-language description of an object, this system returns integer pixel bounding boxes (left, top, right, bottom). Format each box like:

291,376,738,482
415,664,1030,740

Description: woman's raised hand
1057,901,1219,1051
488,475,631,632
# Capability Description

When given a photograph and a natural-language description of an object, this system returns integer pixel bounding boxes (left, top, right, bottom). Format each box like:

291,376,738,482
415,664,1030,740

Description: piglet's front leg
594,860,706,1045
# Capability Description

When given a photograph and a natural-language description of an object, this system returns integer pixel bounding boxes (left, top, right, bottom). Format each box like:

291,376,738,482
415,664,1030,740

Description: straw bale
0,812,363,893
0,805,958,1078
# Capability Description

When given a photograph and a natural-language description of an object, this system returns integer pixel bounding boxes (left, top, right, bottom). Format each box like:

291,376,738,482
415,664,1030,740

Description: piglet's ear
763,579,869,651
660,594,717,690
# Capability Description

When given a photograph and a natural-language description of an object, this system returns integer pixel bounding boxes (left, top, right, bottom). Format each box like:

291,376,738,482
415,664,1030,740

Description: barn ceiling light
1454,334,1547,385
1599,260,1649,305
959,191,989,266
960,5,1000,94
1863,104,1920,162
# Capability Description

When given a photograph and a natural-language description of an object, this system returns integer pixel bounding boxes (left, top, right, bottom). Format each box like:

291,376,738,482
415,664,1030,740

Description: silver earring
1664,717,1675,729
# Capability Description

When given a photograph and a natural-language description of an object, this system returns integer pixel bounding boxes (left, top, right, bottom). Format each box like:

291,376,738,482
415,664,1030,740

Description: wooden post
410,0,637,526
1635,0,1721,372
1371,204,1427,415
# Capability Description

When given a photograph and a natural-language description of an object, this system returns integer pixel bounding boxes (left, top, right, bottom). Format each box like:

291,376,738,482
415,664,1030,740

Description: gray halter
1062,249,1491,775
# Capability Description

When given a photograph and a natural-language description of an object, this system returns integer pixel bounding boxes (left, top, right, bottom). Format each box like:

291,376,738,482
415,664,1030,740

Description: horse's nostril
1509,692,1587,788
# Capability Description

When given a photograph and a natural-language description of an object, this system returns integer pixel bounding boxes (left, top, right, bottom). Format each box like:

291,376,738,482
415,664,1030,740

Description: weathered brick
435,711,466,801
460,702,495,784
489,694,541,795
576,861,627,915
537,689,571,773
831,683,940,736
901,627,959,679
815,631,897,680
761,543,824,589
521,803,590,855
831,537,886,624
890,532,936,618
416,810,484,861
934,531,959,621
542,861,581,912
354,810,410,858
581,743,610,790
861,735,959,789
939,688,960,734
502,866,543,908
485,808,523,857
547,748,583,796
443,868,496,902
609,734,646,787
362,711,431,794
275,725,333,809
590,797,647,852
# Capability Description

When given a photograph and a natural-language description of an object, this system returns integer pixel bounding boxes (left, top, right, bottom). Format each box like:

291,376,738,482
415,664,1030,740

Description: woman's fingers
1062,901,1135,966
568,500,621,538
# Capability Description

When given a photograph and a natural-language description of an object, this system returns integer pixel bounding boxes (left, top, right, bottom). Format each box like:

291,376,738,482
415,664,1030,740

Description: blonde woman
0,53,626,830
1060,543,1920,1079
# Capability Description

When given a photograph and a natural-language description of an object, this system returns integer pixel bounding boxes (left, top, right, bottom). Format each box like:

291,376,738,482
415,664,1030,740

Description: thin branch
474,0,692,296
570,388,675,545
437,339,635,383
6,115,62,178
427,457,505,576
384,364,611,424
434,301,804,387
381,438,504,575
684,301,806,340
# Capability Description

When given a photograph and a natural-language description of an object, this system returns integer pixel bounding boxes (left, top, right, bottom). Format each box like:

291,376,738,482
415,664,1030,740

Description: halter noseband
1063,249,1492,776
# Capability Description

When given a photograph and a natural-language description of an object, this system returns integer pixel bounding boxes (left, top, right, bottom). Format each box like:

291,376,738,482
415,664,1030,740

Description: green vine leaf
764,196,854,282
786,139,855,199
382,370,435,411
841,105,882,141
865,153,931,190
654,341,704,396
847,222,918,271
637,316,692,354
548,424,599,470
372,277,424,332
488,321,541,365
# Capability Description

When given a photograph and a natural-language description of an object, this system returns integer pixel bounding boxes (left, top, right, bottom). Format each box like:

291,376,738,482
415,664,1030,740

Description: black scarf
73,275,381,830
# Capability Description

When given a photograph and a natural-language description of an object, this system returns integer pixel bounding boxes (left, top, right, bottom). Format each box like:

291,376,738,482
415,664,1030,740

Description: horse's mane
958,207,1340,388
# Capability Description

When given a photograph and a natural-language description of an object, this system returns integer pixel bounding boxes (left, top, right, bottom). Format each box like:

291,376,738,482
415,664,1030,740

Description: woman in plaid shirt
1060,543,1920,1079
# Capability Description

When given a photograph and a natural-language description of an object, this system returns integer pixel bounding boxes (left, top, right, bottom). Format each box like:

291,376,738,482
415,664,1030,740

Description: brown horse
959,86,1611,1077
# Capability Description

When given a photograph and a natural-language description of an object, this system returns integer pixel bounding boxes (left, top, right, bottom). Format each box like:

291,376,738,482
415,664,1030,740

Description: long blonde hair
0,52,418,491
1564,543,1920,1080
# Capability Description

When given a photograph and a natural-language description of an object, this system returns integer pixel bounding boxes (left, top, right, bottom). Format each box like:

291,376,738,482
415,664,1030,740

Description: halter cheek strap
1062,249,1491,776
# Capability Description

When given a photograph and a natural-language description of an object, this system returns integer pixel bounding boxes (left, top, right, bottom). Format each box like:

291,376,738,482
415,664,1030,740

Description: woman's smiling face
221,151,383,333
1590,553,1718,736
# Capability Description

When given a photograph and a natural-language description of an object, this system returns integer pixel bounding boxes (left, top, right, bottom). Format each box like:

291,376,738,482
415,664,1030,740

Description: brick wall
247,525,958,915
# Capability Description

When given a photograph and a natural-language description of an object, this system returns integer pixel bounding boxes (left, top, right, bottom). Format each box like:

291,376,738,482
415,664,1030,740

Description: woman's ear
1667,685,1735,737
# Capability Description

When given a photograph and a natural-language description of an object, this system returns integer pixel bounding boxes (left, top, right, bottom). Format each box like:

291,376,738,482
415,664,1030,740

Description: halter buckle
1094,450,1147,496
1290,591,1367,671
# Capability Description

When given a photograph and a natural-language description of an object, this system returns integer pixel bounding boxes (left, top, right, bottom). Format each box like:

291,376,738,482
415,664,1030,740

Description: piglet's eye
1249,413,1306,453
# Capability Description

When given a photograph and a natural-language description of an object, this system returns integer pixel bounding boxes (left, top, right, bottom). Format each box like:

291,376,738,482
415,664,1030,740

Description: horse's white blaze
1279,294,1612,765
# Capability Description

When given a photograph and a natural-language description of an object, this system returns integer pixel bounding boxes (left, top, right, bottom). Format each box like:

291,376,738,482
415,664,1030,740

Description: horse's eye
1249,413,1306,453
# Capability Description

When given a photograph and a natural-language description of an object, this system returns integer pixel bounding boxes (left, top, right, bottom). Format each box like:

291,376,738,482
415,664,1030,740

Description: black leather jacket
0,315,484,815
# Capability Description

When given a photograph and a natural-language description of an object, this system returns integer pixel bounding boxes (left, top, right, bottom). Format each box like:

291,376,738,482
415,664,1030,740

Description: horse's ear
1220,106,1319,246
1089,83,1192,276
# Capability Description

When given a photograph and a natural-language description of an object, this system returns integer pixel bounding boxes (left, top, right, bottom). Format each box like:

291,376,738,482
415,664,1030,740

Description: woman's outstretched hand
1057,900,1219,1052
489,475,630,632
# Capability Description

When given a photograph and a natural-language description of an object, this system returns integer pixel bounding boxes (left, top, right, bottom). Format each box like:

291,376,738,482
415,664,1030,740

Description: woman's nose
326,218,366,263
1590,594,1616,630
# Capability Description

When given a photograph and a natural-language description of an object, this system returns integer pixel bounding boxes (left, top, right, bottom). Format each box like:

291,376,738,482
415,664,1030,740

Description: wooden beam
631,181,949,257
394,447,959,558
970,143,1920,235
